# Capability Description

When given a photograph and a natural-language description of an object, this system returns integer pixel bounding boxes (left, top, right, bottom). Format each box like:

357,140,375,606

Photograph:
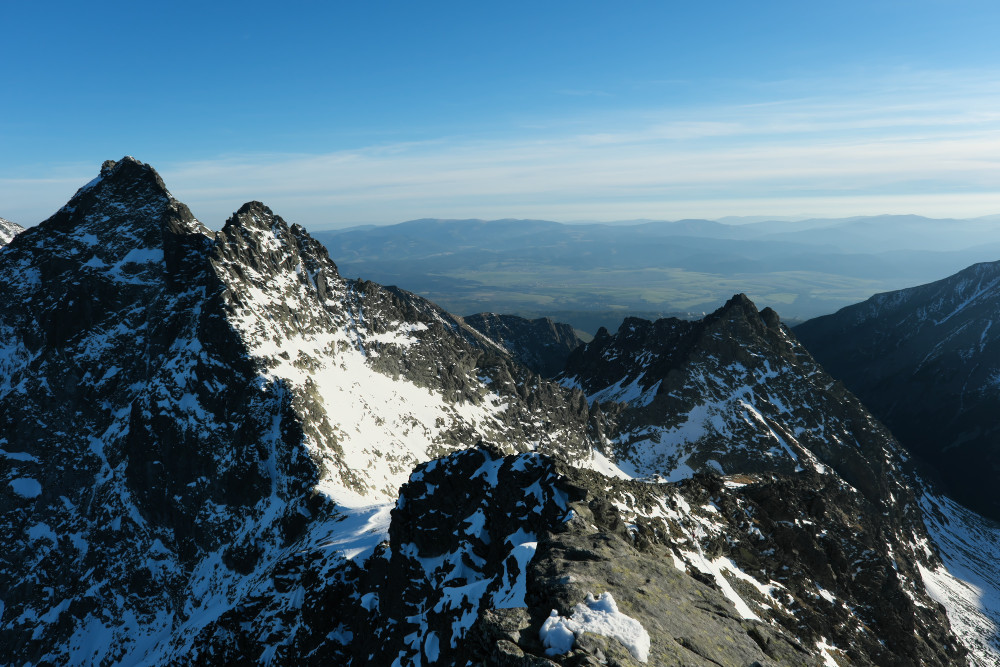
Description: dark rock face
561,295,914,513
795,261,1000,520
0,158,316,663
464,313,585,378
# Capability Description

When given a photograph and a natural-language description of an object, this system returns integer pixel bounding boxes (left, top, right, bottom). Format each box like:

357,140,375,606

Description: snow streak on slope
561,297,906,514
920,494,1000,666
0,217,23,247
211,203,536,505
595,470,963,665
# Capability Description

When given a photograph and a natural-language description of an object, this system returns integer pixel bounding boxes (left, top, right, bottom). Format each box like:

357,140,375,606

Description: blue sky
4,1,1000,228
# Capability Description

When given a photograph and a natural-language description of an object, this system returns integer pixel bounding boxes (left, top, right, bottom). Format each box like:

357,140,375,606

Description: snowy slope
920,493,1000,665
0,217,22,246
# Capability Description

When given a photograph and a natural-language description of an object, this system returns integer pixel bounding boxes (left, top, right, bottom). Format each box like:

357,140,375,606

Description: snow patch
582,449,634,480
540,592,650,662
313,503,392,562
493,535,537,609
9,477,41,498
1,449,38,462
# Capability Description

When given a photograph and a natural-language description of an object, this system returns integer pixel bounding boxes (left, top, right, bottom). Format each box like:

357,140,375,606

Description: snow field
220,225,514,506
919,493,1000,665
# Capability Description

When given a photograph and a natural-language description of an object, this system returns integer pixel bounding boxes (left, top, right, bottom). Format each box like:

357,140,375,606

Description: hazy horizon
6,3,1000,228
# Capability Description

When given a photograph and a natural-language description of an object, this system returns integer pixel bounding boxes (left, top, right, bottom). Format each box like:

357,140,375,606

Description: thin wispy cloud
556,89,613,97
6,70,1000,228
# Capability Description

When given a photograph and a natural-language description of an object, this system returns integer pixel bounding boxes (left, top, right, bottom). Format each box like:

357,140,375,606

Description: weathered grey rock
173,448,965,665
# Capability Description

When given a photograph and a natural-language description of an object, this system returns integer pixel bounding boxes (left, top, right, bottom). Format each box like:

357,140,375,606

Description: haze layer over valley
312,214,1000,333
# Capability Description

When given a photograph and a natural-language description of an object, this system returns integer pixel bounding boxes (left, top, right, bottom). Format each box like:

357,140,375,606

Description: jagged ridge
0,158,979,665
0,158,609,664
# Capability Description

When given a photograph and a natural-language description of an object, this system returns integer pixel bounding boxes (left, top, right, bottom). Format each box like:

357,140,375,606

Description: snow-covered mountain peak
225,199,279,225
215,200,341,293
66,156,180,219
222,200,285,239
28,156,210,280
562,294,912,509
208,198,599,505
0,217,23,247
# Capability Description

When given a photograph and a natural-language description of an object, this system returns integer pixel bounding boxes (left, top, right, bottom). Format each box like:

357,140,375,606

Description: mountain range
1,158,998,665
310,214,1000,332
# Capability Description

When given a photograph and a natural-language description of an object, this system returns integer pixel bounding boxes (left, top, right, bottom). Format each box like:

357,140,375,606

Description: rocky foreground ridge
0,158,990,665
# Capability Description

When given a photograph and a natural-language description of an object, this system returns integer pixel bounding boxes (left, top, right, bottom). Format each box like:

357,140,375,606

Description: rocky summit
0,158,996,665
560,296,913,507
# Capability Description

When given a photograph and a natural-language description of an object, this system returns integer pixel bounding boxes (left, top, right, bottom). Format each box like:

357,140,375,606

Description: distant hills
310,214,1000,333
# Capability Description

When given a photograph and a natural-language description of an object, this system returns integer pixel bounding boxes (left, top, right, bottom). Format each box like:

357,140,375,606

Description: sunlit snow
540,592,650,662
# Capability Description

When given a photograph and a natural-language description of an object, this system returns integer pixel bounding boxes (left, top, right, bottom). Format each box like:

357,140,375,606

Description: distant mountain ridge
310,214,1000,330
796,260,1000,520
